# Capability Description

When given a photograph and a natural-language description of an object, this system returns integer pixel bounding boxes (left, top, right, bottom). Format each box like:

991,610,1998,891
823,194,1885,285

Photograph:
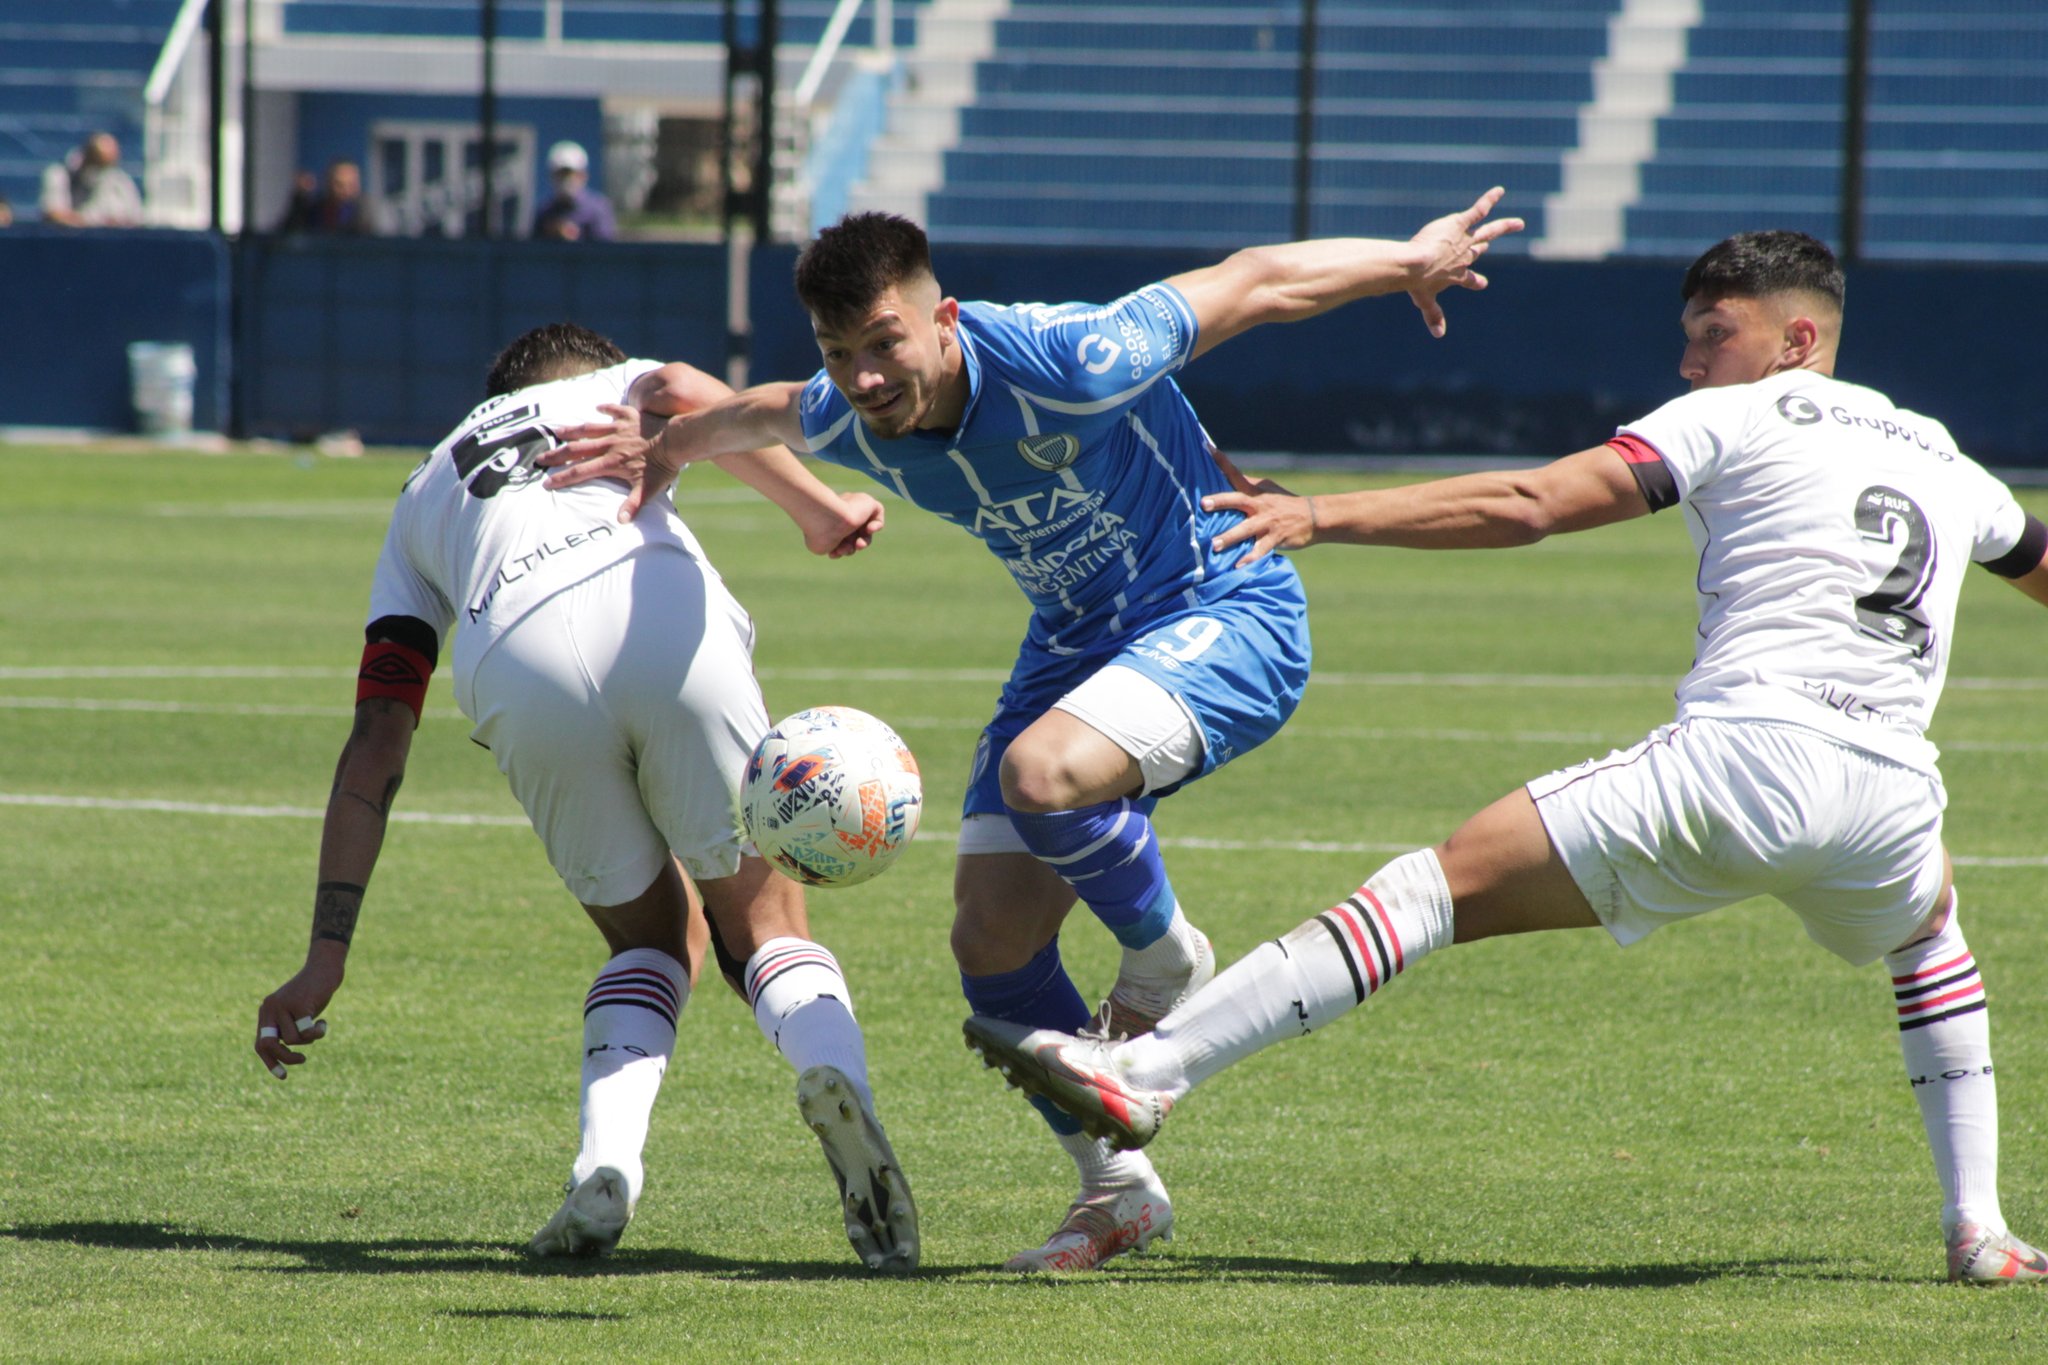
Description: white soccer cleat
1948,1222,2048,1284
529,1165,634,1257
796,1065,920,1272
1093,925,1214,1040
1002,1178,1174,1273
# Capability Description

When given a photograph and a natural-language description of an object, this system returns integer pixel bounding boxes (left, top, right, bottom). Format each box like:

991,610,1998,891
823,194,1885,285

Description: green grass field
1,442,2043,1363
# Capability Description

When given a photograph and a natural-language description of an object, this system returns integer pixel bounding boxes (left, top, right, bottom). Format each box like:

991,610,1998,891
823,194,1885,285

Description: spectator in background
40,132,143,227
0,193,14,228
279,159,377,235
533,140,615,242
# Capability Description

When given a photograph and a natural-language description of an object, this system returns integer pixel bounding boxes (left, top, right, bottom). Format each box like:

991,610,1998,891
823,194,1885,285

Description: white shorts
957,664,1203,857
462,547,769,905
1529,717,1947,966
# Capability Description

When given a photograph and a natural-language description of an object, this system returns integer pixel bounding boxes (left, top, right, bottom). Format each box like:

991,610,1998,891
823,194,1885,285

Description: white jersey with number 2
1617,369,2031,774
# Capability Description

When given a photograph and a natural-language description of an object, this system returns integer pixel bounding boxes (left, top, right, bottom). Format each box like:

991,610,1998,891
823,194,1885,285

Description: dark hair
485,322,626,397
794,212,935,332
1682,230,1845,312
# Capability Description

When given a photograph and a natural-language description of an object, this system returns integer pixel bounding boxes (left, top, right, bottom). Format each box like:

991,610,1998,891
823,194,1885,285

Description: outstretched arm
1169,187,1524,356
254,693,416,1079
540,380,810,523
1203,444,1650,565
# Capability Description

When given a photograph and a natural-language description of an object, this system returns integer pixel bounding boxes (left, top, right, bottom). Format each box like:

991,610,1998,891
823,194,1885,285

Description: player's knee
998,743,1075,813
948,889,1041,975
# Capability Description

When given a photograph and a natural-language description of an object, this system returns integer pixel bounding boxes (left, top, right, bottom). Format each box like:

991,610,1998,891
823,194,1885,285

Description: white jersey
1618,369,2031,773
366,360,714,707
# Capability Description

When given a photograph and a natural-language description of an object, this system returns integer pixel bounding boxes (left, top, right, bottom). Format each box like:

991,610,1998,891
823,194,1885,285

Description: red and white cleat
964,1016,1174,1151
1948,1222,2048,1284
1002,1179,1174,1273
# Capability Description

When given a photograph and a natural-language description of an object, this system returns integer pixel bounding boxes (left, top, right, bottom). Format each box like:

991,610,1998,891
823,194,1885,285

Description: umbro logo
1017,433,1080,470
360,655,424,685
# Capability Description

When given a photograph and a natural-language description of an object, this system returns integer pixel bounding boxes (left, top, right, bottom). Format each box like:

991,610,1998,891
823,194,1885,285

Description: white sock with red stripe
1117,849,1455,1096
746,937,872,1111
572,948,689,1203
1885,896,2005,1237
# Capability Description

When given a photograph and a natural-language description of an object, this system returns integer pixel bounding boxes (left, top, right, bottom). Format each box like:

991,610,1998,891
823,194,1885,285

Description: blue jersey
797,283,1301,653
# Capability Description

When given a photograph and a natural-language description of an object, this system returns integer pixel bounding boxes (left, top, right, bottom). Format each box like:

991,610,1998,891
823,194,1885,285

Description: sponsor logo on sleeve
1077,334,1124,375
1776,393,1823,426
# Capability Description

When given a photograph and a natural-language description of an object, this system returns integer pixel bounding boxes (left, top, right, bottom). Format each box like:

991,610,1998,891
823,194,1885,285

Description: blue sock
962,939,1093,1135
1009,799,1178,949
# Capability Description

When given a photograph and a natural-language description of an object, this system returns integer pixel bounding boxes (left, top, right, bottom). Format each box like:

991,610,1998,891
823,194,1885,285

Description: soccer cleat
1002,1179,1174,1273
1093,925,1214,1040
963,1015,1173,1151
1947,1223,2048,1284
529,1165,634,1257
796,1065,920,1272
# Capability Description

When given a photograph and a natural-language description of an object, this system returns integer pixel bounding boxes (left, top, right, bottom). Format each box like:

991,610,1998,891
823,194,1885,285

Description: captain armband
1605,434,1679,512
1980,513,2047,580
357,640,433,722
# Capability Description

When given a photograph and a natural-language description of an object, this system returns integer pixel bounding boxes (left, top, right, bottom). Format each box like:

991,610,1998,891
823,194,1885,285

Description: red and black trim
1981,513,2047,580
1608,433,1679,513
1314,888,1406,1005
1894,948,1987,1032
356,614,438,724
585,964,682,1029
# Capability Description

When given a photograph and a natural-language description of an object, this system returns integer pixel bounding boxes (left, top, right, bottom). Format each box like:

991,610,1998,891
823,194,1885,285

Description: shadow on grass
1096,1251,1841,1289
4,1220,1836,1288
0,1220,891,1281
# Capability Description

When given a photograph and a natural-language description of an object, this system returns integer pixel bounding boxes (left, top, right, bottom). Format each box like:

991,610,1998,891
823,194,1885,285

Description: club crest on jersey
1017,433,1081,471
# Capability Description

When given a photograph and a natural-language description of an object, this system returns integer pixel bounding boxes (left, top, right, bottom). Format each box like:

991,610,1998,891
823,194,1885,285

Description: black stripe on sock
1894,964,1980,1002
1313,914,1368,1005
1898,999,1987,1032
1352,897,1396,988
584,996,677,1028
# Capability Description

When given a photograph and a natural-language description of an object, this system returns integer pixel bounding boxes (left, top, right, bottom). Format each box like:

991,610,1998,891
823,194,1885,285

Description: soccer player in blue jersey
541,191,1522,1268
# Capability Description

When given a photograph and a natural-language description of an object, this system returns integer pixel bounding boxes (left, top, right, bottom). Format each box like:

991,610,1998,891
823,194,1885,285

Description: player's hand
254,955,342,1081
1203,488,1318,566
540,402,680,522
813,490,885,558
1405,186,1525,338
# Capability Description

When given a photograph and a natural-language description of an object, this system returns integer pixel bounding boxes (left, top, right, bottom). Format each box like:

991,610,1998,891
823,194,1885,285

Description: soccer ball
743,706,922,888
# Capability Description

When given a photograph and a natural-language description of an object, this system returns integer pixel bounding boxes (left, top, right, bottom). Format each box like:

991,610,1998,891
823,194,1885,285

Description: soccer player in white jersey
541,196,1523,1269
964,230,2048,1283
252,324,923,1271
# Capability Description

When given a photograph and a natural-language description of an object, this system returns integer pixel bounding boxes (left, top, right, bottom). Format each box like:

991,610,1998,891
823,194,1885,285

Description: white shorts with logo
1529,716,1947,966
462,546,768,905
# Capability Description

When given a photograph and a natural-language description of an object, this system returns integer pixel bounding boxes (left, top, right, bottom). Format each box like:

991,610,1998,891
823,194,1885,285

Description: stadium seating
863,0,2048,261
1620,0,2048,260
0,0,181,219
897,1,1615,248
9,0,2043,262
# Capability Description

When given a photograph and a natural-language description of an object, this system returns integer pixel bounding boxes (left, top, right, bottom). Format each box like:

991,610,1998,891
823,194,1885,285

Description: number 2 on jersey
1852,485,1936,662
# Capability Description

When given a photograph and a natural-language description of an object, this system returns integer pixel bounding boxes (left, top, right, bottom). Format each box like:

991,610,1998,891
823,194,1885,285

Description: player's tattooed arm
312,881,364,945
310,697,417,951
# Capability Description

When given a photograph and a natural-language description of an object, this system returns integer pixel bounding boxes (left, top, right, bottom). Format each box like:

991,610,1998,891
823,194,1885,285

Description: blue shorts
964,566,1312,819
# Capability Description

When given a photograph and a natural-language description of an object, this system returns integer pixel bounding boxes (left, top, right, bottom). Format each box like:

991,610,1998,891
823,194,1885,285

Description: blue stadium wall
2,231,2043,469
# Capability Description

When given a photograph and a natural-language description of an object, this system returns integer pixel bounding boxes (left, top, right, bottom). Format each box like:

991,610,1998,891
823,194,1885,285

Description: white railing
141,0,217,228
773,0,898,239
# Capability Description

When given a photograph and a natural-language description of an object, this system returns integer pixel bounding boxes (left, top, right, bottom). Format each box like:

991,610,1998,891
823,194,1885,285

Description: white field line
0,791,2041,867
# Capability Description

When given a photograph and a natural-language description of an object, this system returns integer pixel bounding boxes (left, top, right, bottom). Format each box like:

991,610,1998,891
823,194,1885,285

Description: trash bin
128,341,197,436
